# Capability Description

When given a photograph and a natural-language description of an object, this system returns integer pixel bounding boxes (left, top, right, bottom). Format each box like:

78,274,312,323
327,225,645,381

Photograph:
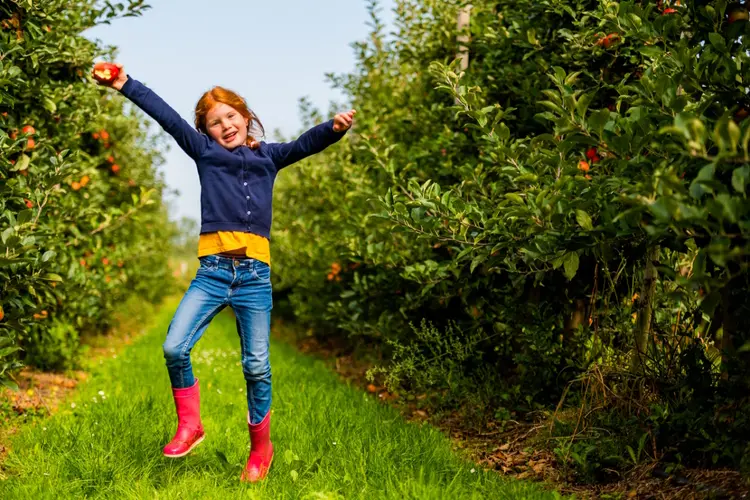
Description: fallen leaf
532,463,546,474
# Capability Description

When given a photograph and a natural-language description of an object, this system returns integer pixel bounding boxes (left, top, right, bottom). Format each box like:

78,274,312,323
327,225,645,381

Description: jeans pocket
253,262,271,282
197,256,216,272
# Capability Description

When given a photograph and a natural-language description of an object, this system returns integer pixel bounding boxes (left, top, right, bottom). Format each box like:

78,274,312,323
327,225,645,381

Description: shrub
0,0,176,382
21,320,79,372
272,0,750,471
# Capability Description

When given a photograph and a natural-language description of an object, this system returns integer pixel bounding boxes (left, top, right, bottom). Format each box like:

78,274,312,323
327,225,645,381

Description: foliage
21,319,80,372
272,0,750,473
0,0,175,383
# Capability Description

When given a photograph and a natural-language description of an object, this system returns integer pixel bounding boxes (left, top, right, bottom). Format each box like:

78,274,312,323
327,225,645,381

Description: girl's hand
333,109,356,132
91,62,128,91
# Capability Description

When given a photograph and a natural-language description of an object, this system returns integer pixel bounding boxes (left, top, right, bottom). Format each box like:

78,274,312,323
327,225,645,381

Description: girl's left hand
333,109,356,132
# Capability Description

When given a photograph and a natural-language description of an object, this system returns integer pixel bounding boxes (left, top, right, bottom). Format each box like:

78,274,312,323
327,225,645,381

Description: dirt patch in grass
0,296,160,462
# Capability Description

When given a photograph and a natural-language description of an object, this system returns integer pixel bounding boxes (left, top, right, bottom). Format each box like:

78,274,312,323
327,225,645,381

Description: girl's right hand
91,62,128,91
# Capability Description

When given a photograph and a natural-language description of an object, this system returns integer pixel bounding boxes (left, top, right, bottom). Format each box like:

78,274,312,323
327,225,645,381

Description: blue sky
84,0,395,223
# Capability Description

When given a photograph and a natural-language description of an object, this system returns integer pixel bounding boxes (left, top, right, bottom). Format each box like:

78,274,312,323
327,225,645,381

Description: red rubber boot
241,411,274,482
163,379,205,458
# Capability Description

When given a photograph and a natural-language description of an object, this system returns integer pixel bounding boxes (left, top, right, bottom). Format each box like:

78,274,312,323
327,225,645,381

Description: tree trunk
563,298,587,341
720,278,736,381
631,246,659,372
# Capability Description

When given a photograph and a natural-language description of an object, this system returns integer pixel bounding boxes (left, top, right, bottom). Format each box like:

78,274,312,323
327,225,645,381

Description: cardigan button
243,182,248,186
246,211,251,215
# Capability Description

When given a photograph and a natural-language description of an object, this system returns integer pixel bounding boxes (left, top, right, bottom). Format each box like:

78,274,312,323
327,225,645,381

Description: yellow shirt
198,231,271,265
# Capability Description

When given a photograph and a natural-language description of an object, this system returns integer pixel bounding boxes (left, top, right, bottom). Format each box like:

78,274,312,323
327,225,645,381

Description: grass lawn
0,298,566,499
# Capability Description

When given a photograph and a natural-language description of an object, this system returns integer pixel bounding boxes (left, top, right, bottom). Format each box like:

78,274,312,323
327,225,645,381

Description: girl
94,63,355,482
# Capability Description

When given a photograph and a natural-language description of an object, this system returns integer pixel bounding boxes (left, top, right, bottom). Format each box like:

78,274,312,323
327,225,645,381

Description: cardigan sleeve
263,119,346,170
119,77,209,160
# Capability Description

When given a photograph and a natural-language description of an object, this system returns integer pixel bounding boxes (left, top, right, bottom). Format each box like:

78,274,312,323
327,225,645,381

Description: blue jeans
163,254,272,424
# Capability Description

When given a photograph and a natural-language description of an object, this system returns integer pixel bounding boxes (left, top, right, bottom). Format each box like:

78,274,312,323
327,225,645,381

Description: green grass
0,298,565,499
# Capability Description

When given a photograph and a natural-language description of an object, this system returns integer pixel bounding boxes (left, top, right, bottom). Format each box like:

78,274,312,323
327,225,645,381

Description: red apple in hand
92,62,120,84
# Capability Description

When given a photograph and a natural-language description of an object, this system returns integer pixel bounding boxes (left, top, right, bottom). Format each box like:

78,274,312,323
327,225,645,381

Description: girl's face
205,103,249,149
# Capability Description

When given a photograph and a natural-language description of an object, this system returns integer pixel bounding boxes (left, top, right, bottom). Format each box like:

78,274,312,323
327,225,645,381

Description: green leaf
470,255,484,274
0,378,19,391
17,209,32,225
563,252,579,280
628,13,642,28
505,193,524,204
14,154,30,172
588,109,610,137
284,449,299,465
716,194,740,223
42,250,56,262
43,97,57,113
539,100,566,116
575,209,593,230
1,227,14,244
526,28,539,46
40,273,63,282
713,118,741,153
732,166,749,194
575,91,596,120
690,164,716,199
564,71,581,87
552,66,567,86
0,346,20,358
638,46,664,59
708,32,727,53
552,255,564,269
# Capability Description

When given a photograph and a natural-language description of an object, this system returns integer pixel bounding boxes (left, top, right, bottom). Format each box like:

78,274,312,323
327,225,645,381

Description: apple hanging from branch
728,3,749,24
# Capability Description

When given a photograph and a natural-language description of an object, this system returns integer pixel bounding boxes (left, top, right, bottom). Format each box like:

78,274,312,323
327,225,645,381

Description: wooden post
631,246,659,372
455,5,472,105
456,5,472,72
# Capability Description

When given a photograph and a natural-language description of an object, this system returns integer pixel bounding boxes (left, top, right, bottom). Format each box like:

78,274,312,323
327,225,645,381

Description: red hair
194,86,264,146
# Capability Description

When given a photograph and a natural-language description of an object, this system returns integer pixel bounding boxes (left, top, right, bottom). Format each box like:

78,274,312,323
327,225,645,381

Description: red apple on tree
728,4,749,24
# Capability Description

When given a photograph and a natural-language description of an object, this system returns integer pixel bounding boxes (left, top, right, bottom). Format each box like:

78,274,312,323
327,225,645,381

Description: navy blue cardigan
119,77,347,238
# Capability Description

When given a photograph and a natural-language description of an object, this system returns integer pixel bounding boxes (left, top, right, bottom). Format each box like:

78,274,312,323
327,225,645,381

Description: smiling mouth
224,131,237,142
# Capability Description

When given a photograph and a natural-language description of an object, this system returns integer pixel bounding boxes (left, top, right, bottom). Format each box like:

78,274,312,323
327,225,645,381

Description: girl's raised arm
93,63,209,161
264,110,356,170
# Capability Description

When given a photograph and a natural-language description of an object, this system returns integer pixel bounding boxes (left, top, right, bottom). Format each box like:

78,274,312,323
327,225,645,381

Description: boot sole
163,434,205,458
241,455,274,482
